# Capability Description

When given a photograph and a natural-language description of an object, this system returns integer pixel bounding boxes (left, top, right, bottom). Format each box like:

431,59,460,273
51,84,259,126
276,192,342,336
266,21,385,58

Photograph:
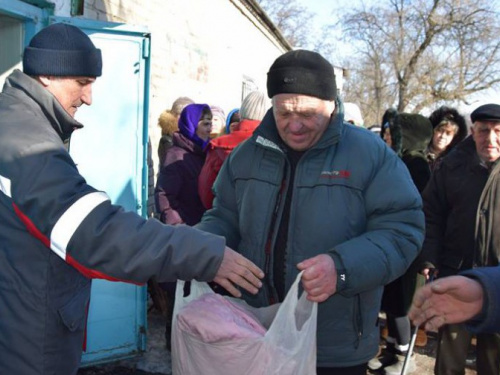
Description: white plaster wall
50,0,71,16
48,0,287,168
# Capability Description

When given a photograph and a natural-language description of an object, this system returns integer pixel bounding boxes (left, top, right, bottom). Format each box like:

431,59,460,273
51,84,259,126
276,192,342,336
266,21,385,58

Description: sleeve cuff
330,252,348,293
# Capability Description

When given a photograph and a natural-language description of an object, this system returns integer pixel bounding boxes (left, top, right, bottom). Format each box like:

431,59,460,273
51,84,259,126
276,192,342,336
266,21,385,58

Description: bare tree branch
339,0,500,124
256,0,316,48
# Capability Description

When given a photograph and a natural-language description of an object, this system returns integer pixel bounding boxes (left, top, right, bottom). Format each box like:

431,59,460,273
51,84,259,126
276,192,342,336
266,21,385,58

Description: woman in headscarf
154,103,212,350
155,103,212,225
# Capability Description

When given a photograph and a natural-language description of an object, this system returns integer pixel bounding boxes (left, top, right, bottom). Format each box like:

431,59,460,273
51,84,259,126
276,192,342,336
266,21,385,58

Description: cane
401,268,437,375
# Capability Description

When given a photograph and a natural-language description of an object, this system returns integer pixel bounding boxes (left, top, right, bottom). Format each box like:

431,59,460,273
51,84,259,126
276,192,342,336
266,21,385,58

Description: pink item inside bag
176,293,267,342
171,272,317,375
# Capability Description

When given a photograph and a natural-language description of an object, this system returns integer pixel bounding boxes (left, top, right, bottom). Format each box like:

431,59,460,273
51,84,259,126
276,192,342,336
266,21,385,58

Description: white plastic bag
171,271,317,375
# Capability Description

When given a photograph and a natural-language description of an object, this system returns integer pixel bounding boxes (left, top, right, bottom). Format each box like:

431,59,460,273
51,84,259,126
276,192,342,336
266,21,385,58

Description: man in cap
417,103,500,375
196,49,424,374
0,23,263,375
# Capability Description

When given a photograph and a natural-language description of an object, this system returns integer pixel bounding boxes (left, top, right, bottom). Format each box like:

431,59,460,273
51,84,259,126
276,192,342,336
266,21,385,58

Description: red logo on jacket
320,170,351,179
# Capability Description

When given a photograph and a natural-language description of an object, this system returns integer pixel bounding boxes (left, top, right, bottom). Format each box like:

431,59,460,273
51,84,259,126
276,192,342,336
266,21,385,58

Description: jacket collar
444,135,487,172
172,131,205,155
4,70,83,142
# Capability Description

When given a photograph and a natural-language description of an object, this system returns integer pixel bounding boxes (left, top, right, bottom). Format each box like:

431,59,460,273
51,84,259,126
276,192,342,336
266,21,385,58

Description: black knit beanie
267,50,337,100
23,23,102,77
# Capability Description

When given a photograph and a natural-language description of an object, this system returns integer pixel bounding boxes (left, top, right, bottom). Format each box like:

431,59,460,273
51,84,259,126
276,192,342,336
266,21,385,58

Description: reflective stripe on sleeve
0,174,12,198
50,191,110,260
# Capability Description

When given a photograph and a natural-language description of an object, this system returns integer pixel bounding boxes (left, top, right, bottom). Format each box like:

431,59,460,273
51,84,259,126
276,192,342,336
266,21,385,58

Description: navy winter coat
0,70,225,375
197,108,424,367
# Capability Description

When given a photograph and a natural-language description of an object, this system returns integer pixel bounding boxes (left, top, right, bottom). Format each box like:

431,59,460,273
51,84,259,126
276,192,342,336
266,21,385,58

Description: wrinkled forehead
272,93,333,111
474,120,500,129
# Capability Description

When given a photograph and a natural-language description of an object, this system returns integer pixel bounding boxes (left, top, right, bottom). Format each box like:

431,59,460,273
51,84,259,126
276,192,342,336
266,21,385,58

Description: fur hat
428,106,468,154
267,50,337,100
239,91,270,121
158,110,178,136
23,23,102,77
158,97,194,136
429,106,466,129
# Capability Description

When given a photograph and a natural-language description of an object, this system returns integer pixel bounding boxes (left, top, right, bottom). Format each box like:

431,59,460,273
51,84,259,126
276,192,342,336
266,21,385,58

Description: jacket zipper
263,170,288,305
353,294,363,349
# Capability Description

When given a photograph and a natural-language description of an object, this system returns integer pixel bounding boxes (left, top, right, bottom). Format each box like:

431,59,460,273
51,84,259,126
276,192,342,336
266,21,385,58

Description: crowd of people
368,101,500,375
152,52,500,375
2,22,500,375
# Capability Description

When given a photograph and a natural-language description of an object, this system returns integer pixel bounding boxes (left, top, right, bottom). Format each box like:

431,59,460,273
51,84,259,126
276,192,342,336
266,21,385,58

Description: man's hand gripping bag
171,271,317,375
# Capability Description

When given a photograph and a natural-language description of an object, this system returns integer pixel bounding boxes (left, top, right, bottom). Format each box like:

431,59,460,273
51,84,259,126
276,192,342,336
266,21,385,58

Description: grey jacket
197,108,424,367
0,70,225,375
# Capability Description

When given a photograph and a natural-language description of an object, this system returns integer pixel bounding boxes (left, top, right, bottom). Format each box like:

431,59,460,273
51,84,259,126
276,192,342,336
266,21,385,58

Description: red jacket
198,119,261,208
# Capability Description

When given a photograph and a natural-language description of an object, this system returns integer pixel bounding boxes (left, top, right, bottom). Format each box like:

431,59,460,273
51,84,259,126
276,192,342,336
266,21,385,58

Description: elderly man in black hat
416,103,500,375
196,49,424,374
0,23,263,375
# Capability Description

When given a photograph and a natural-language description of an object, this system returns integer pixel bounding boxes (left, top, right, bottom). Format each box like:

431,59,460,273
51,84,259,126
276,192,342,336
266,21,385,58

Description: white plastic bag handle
266,271,318,343
173,279,214,320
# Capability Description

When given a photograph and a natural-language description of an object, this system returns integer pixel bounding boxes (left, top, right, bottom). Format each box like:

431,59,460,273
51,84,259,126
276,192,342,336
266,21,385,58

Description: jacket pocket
58,285,90,332
353,294,362,349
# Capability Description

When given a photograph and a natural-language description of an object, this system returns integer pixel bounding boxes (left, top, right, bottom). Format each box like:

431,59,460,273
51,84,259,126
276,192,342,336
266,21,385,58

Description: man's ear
328,100,336,116
37,76,52,87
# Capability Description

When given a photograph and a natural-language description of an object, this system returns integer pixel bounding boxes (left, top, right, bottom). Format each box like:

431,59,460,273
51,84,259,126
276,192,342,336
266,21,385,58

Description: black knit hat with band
266,49,337,100
23,23,102,77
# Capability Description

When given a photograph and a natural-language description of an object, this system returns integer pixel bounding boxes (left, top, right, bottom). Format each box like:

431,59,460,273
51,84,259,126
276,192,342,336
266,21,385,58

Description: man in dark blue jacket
196,49,424,374
0,23,263,375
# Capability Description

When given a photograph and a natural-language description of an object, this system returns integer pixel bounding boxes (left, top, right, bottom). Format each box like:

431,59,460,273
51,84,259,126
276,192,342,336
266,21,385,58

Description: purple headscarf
178,103,211,148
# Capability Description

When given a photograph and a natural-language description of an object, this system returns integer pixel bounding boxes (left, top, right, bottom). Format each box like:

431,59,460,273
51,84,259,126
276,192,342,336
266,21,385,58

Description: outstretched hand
213,247,264,298
297,254,337,303
408,276,484,331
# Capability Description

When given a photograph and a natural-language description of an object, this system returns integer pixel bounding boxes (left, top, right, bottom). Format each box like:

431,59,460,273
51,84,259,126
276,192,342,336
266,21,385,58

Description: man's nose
487,129,498,143
81,85,93,106
288,116,303,131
